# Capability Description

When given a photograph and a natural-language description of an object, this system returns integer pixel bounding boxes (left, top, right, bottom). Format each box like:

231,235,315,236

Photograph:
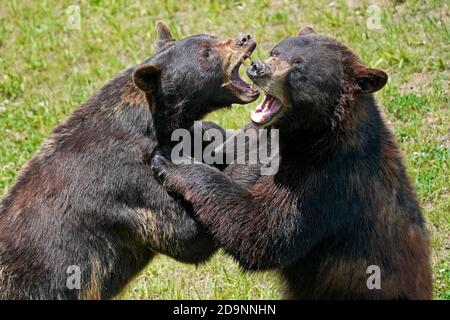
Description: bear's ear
355,66,388,94
155,20,175,52
298,25,315,36
133,63,161,93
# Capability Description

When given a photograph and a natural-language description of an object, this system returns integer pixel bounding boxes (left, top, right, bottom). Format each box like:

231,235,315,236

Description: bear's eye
270,49,280,57
202,47,213,58
292,57,303,65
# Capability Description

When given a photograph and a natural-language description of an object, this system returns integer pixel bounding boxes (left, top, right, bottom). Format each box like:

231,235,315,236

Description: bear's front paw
151,147,175,184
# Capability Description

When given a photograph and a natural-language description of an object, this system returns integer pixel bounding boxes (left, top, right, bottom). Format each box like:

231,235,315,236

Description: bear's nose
235,34,252,46
247,60,265,78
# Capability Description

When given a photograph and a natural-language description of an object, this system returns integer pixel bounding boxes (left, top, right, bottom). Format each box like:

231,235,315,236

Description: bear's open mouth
225,39,259,102
229,57,259,99
251,93,283,125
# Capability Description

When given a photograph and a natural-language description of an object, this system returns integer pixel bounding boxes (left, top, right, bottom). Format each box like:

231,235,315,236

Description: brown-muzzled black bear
0,21,259,300
151,26,432,299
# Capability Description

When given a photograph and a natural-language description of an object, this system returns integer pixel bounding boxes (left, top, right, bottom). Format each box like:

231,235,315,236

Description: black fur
152,29,432,300
0,22,257,299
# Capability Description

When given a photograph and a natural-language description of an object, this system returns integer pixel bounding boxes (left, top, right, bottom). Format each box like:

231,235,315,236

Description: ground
0,0,448,299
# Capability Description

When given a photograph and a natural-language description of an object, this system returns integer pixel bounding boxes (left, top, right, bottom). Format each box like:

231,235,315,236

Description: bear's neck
278,96,385,163
151,99,213,146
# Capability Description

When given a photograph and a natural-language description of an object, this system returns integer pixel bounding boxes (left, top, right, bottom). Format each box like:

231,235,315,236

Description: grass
0,0,448,299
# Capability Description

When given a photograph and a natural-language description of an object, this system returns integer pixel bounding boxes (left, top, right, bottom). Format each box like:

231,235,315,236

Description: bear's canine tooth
241,57,251,67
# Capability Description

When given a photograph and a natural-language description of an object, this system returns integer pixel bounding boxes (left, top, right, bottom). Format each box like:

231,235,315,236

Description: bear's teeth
250,94,282,124
253,95,271,114
254,102,264,113
263,96,274,110
240,55,252,66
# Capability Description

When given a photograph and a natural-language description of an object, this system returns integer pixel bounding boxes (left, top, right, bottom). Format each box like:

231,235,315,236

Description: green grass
0,0,448,299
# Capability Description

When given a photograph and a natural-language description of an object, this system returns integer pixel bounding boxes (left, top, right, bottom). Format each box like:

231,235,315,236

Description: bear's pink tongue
251,94,282,124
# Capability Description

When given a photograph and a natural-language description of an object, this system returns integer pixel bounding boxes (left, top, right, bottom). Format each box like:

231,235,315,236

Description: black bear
151,26,433,299
0,21,258,299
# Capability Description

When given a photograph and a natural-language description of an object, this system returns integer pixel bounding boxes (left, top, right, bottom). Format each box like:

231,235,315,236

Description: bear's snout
247,60,267,78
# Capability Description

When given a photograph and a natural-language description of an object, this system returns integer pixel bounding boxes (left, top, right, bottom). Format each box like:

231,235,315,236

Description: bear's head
133,21,259,142
246,26,387,132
